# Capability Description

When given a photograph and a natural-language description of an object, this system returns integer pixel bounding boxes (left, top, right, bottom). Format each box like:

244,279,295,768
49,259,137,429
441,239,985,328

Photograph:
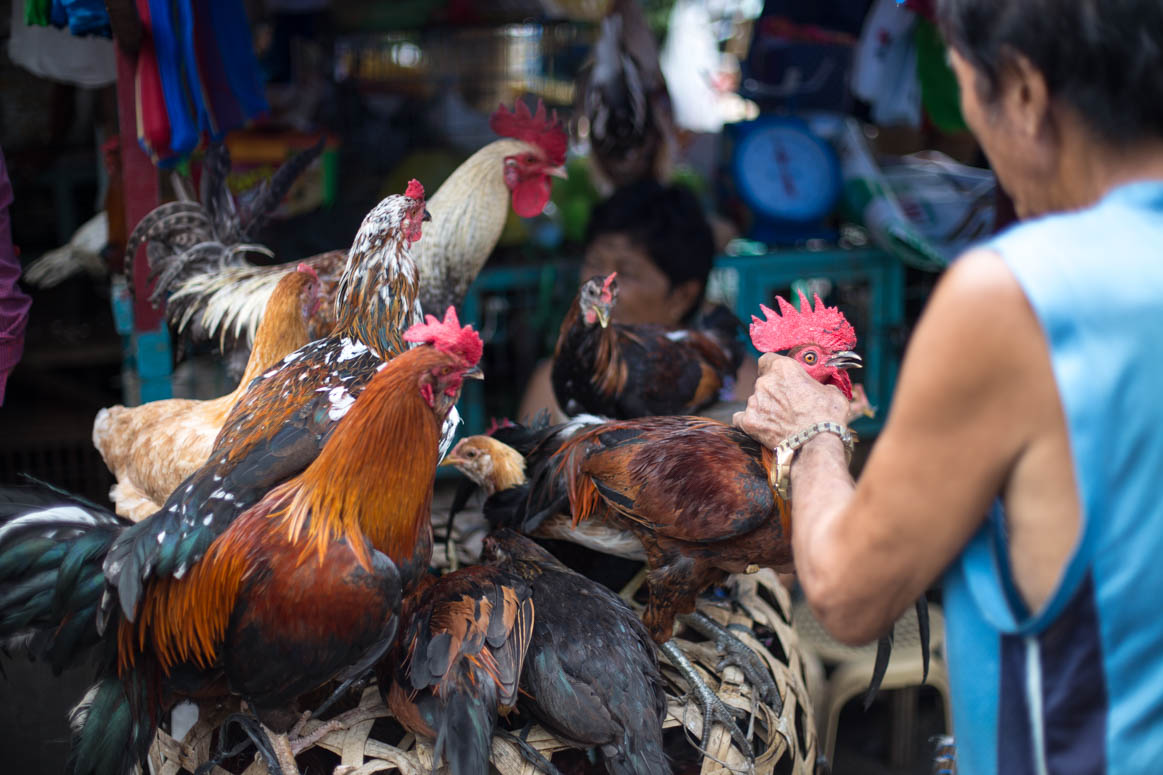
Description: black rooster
481,530,669,775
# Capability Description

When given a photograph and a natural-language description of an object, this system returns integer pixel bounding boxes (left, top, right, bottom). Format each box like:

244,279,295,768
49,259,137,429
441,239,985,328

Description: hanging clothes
60,0,113,37
25,0,51,26
8,1,116,87
0,148,33,408
132,0,268,163
133,0,175,164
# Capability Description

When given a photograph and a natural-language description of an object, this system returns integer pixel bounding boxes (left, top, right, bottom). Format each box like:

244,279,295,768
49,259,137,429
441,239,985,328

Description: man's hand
732,353,850,448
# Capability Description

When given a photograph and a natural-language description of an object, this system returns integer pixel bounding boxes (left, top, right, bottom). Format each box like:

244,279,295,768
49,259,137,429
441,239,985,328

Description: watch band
770,421,854,500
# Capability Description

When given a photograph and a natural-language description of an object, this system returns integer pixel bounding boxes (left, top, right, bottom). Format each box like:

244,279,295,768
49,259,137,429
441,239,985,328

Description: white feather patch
0,506,105,544
327,386,356,420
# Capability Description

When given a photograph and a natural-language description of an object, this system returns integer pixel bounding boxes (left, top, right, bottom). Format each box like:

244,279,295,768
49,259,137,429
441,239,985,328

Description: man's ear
667,279,703,324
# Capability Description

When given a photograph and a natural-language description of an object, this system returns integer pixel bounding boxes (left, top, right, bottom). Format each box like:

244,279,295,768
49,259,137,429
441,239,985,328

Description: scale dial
732,117,842,226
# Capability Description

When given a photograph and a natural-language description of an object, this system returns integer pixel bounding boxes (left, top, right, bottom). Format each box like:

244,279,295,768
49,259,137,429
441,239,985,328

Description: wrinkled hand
732,354,850,449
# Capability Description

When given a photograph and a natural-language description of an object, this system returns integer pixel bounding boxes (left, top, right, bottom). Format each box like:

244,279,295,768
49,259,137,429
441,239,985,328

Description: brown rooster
573,0,677,192
93,264,322,522
101,183,445,622
0,314,485,775
551,272,742,418
149,100,568,347
381,564,535,775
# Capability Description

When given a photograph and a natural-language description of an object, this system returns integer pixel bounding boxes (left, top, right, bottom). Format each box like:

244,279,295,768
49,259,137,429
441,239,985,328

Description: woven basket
147,498,820,775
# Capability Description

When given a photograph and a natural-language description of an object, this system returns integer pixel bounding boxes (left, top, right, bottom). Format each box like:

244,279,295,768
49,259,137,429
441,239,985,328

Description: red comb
600,272,617,304
295,262,319,282
403,306,483,366
405,179,425,201
489,100,567,166
485,417,515,436
750,290,857,353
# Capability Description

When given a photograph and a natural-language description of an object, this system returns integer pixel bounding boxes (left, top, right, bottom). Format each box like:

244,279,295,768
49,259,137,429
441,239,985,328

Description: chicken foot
678,611,782,714
660,639,755,762
195,712,286,775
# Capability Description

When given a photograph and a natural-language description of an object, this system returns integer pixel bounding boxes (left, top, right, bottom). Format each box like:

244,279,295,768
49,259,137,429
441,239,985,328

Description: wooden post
114,36,172,403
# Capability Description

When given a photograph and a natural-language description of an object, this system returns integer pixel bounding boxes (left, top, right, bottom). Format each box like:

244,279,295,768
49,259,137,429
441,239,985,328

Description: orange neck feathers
281,347,446,570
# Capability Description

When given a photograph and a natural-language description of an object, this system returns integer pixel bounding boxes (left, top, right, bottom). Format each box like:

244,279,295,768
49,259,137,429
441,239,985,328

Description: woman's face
950,48,1058,219
580,234,695,327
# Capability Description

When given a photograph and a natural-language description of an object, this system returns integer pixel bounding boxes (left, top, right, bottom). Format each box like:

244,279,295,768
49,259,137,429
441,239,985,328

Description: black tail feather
68,671,159,775
916,597,930,684
864,631,893,710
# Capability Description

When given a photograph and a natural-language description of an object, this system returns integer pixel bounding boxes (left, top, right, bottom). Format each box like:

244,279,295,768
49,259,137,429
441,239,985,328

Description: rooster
381,564,535,775
551,272,743,418
93,264,322,522
0,313,484,775
146,100,567,348
102,182,446,623
522,294,928,756
480,529,669,775
573,0,677,192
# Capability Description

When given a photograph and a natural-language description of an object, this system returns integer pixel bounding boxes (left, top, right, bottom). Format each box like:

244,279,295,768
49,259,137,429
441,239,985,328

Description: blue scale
726,115,842,245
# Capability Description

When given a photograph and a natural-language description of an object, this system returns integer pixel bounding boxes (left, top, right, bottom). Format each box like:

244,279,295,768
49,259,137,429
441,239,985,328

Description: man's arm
735,250,1051,643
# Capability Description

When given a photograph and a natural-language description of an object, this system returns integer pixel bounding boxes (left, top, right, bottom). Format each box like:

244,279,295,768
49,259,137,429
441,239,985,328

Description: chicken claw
661,640,755,762
679,611,783,714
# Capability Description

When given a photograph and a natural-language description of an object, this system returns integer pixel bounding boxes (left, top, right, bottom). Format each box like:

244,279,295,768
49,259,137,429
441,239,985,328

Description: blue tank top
943,180,1163,774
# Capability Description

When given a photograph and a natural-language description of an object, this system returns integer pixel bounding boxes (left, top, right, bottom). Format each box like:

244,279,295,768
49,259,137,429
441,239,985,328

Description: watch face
735,122,840,223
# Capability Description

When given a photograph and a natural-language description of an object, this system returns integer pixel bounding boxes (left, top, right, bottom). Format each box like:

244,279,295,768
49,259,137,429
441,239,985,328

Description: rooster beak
545,165,568,180
595,306,610,328
422,209,432,222
439,454,460,467
826,351,862,369
463,364,484,380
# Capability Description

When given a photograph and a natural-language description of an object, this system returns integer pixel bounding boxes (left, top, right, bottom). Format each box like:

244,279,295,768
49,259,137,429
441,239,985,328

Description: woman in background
520,179,757,421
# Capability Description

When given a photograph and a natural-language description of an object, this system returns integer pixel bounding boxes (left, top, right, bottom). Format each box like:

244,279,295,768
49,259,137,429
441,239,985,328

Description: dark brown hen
380,564,535,775
551,273,742,418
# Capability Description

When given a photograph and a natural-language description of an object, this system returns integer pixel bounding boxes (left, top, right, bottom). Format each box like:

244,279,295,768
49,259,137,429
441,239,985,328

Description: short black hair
936,0,1163,144
584,180,715,312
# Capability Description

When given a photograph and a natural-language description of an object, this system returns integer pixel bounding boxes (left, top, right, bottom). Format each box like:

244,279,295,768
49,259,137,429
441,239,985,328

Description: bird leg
678,611,782,713
660,639,754,762
195,712,285,775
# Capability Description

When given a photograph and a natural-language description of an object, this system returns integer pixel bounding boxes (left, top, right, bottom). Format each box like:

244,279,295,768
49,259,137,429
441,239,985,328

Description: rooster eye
803,351,818,365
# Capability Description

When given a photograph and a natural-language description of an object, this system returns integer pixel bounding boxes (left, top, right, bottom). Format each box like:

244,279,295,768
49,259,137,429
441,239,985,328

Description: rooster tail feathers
0,487,123,671
68,672,157,775
242,137,326,240
433,688,497,775
200,142,240,245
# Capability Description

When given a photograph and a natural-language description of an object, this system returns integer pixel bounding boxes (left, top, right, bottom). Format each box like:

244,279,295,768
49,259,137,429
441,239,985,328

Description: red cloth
0,147,32,406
